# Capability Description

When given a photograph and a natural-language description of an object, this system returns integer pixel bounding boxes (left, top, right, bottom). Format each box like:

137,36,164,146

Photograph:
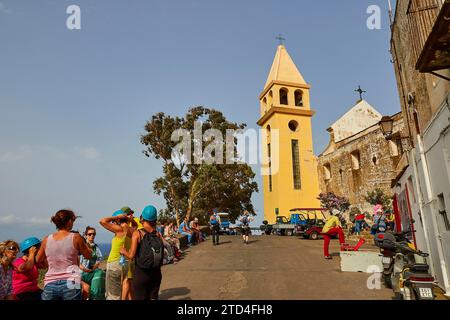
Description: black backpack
136,230,164,269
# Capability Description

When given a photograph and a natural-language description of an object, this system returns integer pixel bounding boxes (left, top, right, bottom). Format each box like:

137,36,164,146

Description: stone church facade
317,100,404,213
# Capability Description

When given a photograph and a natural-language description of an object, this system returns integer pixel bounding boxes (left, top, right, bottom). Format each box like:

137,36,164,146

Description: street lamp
379,116,394,140
378,115,413,151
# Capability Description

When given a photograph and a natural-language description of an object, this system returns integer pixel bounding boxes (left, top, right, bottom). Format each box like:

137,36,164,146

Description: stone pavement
159,235,394,300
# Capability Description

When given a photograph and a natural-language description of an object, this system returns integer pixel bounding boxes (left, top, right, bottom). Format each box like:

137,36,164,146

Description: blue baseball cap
112,209,124,217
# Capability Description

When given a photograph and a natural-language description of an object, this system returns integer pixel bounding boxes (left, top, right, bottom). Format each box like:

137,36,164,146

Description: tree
364,188,392,210
141,107,258,226
158,208,176,224
317,192,350,214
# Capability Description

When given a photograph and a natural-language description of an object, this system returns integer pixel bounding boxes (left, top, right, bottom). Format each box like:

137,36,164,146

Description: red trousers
323,227,345,257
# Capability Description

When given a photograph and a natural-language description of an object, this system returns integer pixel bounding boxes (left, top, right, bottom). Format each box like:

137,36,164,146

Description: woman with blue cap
120,205,164,300
12,237,45,300
99,209,135,300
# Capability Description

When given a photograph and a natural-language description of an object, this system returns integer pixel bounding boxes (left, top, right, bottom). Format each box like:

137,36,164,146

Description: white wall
422,99,450,291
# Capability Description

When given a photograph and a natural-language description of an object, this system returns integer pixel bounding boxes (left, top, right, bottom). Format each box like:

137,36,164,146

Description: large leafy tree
141,107,258,226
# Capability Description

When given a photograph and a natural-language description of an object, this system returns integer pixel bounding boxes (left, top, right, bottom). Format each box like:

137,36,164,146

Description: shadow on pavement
159,287,191,300
331,252,340,257
216,241,232,245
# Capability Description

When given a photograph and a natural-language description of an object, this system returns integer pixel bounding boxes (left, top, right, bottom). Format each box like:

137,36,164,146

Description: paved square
159,235,394,300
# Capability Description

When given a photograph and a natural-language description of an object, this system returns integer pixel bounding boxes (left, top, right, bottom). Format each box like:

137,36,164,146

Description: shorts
106,260,130,300
242,226,251,236
42,280,81,300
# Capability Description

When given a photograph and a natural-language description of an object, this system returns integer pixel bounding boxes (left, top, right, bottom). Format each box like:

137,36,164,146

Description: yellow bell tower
257,45,320,224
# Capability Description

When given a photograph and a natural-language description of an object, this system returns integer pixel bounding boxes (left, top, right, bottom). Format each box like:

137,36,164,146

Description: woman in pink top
12,237,47,300
36,209,92,300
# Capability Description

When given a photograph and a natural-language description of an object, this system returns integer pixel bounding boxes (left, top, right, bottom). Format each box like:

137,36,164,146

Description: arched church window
372,155,378,165
324,164,331,181
351,150,361,170
279,88,288,105
294,90,303,107
268,91,273,107
262,97,267,113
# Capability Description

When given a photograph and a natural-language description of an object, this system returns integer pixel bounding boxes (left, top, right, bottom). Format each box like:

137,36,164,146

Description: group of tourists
177,216,204,246
321,204,396,260
0,209,98,301
0,204,179,300
1,205,254,301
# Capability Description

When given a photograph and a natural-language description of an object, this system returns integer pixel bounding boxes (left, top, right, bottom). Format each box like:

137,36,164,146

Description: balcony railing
407,0,444,66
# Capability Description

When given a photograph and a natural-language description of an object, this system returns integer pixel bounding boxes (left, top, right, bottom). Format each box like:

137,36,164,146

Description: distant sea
97,243,111,257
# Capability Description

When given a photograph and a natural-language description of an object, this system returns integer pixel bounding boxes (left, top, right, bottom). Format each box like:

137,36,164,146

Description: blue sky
0,0,399,243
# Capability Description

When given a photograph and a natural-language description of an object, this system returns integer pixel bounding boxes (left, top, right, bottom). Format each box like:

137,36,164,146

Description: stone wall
317,120,403,214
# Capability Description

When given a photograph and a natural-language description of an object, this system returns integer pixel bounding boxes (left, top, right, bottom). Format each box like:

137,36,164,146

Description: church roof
264,45,307,89
328,99,382,143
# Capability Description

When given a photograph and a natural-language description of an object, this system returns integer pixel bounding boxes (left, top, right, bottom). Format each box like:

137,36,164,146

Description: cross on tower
276,34,286,45
355,85,366,101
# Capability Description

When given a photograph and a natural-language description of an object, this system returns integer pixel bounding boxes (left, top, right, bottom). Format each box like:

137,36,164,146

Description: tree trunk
186,198,193,221
169,184,181,228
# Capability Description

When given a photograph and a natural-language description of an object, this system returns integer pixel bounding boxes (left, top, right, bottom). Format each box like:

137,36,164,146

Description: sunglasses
87,233,96,236
7,246,18,252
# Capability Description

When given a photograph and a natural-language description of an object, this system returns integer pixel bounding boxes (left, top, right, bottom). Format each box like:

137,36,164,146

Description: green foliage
349,206,361,222
364,188,392,209
141,107,258,225
158,208,176,224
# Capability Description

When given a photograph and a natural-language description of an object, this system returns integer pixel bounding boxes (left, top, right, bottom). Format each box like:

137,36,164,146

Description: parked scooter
374,230,435,300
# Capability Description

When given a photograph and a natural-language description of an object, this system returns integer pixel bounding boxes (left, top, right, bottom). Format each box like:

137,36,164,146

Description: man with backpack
240,211,252,245
120,205,164,300
209,209,220,246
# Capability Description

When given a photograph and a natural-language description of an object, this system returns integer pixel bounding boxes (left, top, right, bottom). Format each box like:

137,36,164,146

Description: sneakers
324,256,333,260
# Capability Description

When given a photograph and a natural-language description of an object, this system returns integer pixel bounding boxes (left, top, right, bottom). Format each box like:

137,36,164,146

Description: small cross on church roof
276,34,286,46
355,85,366,101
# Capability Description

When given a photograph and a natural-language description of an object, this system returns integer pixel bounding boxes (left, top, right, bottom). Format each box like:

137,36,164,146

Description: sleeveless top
44,233,80,287
107,236,131,263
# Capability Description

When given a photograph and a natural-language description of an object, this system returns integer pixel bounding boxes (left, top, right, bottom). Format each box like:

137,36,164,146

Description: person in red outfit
322,210,346,259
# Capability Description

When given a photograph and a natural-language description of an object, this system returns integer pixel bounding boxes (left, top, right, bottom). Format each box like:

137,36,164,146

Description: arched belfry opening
279,88,288,105
294,90,303,107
